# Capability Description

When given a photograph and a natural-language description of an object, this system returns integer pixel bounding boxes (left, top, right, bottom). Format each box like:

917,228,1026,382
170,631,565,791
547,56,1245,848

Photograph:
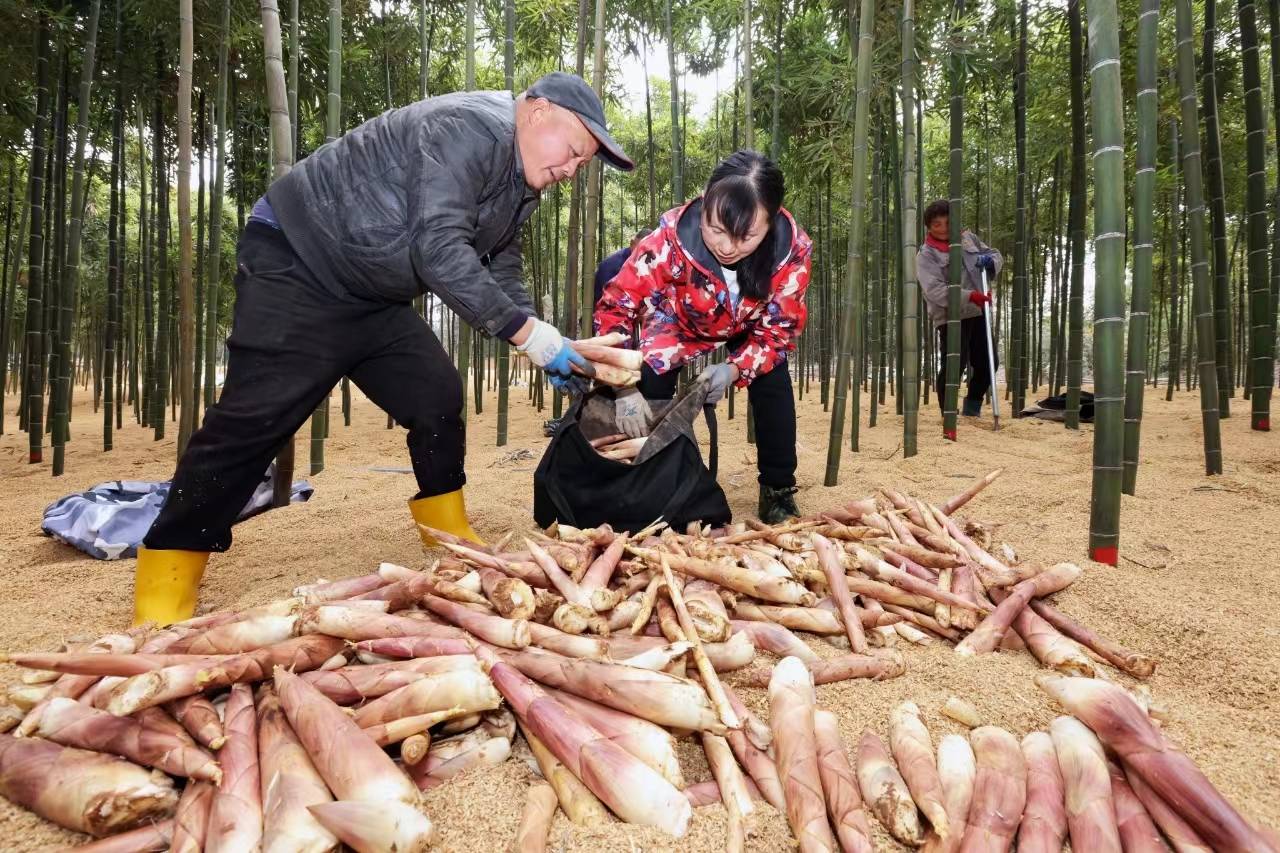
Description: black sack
533,381,731,532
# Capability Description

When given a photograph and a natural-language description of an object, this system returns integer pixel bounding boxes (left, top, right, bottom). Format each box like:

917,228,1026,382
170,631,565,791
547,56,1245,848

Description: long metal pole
979,267,1000,428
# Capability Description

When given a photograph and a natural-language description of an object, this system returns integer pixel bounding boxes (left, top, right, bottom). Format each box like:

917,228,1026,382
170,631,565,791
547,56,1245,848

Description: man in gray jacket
916,199,1003,419
132,72,633,626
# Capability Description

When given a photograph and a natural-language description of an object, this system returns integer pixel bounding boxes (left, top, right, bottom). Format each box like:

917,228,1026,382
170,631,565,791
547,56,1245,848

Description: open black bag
533,381,731,532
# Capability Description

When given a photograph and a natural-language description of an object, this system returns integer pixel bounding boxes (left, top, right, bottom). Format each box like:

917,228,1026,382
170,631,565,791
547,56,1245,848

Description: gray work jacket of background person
916,231,1004,328
267,90,538,341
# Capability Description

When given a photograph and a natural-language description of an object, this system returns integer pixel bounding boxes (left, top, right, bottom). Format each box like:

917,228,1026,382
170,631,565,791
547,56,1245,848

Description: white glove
614,388,653,438
515,318,587,377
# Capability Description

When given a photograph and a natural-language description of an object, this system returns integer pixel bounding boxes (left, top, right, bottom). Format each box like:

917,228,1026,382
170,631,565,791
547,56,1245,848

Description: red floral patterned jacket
594,199,812,387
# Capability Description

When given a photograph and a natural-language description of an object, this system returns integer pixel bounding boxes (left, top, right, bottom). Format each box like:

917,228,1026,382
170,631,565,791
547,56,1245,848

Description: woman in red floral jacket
594,150,812,522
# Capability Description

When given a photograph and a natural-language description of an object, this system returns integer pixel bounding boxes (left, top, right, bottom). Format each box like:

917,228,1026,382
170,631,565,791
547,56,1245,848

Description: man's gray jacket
267,90,537,340
916,231,1003,328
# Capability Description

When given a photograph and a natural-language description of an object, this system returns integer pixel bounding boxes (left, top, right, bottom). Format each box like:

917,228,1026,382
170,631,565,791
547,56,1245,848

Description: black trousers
935,316,997,408
638,360,797,488
144,222,465,552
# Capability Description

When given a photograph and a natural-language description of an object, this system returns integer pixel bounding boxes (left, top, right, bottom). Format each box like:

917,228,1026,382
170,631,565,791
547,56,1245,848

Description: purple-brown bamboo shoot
959,726,1026,852
1037,675,1270,853
475,645,691,836
889,701,949,838
769,657,837,852
813,533,869,654
35,697,220,783
1016,731,1067,853
813,709,875,853
0,733,178,837
204,684,263,853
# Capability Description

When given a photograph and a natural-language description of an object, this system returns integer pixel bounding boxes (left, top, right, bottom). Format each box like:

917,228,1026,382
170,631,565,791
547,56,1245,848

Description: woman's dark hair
923,199,950,226
702,150,785,300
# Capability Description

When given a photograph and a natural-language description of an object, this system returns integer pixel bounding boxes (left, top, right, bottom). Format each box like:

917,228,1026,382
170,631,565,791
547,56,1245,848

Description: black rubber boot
962,398,983,417
759,485,800,525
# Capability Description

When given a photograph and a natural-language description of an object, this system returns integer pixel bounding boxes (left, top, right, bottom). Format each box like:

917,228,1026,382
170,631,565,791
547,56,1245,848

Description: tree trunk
1064,0,1086,429
1121,0,1160,492
0,159,16,435
1270,0,1280,396
1167,127,1182,404
261,0,296,504
941,0,966,441
1241,0,1274,429
22,13,52,464
1011,0,1028,415
105,0,123,451
193,92,205,423
326,0,350,426
868,119,881,428
152,75,169,442
176,0,196,457
496,0,516,447
420,0,436,98
137,102,152,429
1173,0,1224,472
456,0,476,422
1201,0,1232,414
580,0,607,341
46,49,68,446
1086,0,1126,564
823,0,876,485
900,0,918,458
742,0,753,150
206,0,230,412
642,33,656,223
770,0,784,161
664,0,682,203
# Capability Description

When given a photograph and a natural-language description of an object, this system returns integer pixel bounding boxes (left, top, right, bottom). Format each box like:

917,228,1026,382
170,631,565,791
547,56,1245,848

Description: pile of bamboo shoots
0,468,1272,851
744,665,1277,853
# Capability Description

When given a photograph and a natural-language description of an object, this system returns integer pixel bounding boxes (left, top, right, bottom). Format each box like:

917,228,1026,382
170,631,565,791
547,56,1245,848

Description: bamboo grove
0,0,1277,564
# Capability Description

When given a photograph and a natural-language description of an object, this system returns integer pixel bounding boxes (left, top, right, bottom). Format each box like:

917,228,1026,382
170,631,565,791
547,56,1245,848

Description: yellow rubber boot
409,490,484,548
132,547,210,627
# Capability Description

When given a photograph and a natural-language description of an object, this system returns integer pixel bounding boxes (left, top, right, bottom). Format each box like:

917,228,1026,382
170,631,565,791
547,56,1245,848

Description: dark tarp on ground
1018,390,1095,423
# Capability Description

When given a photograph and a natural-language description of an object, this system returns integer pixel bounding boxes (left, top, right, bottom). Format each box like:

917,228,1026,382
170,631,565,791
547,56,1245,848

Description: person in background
594,230,652,306
132,72,633,626
595,150,811,523
915,199,1003,417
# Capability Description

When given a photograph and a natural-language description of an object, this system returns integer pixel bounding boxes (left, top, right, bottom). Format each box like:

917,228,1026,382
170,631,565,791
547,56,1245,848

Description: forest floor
0,377,1277,850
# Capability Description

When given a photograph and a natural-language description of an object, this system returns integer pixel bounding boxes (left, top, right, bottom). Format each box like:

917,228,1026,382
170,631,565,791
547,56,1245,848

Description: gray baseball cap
527,71,635,171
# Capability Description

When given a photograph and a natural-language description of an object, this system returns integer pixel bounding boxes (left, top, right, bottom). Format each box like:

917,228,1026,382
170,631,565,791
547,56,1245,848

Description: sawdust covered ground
0,378,1277,851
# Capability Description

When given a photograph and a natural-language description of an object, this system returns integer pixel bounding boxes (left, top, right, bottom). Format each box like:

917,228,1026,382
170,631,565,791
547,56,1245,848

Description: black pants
144,222,465,552
638,361,797,488
935,316,996,408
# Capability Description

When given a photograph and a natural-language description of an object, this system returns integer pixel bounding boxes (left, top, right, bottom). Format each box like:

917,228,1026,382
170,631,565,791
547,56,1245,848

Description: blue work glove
516,319,588,378
698,362,740,406
977,252,997,275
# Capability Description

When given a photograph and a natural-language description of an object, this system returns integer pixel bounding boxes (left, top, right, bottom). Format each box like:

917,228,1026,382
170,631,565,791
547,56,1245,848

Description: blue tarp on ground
41,465,313,560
